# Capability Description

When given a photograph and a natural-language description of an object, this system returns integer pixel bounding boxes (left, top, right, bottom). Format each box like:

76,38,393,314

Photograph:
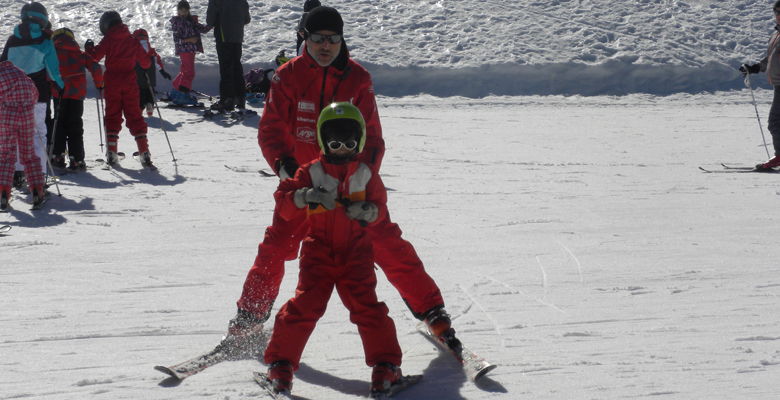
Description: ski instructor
224,6,460,356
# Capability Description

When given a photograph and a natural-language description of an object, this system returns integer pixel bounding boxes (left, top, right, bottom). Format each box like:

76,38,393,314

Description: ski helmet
52,27,75,40
20,2,49,28
99,11,122,35
316,102,366,163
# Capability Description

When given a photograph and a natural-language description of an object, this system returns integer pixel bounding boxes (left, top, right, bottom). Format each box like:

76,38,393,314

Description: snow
2,0,780,399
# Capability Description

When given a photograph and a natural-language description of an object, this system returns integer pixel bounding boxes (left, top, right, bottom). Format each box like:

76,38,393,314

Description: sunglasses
326,139,358,151
775,9,780,15
308,32,342,44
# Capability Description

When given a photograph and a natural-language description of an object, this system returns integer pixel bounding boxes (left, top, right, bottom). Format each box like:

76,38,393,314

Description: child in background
1,2,64,186
85,11,154,168
168,0,211,106
262,103,404,397
0,61,46,210
51,28,104,171
133,29,170,117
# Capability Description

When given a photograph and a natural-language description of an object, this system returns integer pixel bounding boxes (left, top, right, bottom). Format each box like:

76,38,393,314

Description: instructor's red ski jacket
258,46,385,174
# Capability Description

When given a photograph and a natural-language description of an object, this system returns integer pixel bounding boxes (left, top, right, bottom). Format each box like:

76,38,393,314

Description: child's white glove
294,187,337,210
345,201,378,224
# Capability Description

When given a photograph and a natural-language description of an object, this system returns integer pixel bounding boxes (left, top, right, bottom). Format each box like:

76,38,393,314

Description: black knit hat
177,0,190,10
303,0,321,12
305,6,343,35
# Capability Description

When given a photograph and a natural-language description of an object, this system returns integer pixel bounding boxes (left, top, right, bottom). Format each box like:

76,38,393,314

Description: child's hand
294,187,337,210
159,69,172,80
84,39,95,52
345,201,378,224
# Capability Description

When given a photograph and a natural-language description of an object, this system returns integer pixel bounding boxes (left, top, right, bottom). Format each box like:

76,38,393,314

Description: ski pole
43,96,63,197
145,73,177,164
744,72,772,159
95,90,105,153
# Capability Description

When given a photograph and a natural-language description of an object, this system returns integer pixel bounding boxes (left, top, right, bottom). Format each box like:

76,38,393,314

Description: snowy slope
0,0,777,95
2,91,780,399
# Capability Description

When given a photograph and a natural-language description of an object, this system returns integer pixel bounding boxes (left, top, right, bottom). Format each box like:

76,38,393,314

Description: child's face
178,8,189,17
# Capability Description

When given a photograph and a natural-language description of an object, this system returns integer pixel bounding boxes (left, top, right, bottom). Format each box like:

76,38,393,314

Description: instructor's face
306,30,341,67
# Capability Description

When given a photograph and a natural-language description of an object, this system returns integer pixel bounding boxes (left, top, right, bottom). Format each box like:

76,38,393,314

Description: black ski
0,225,11,234
417,322,496,382
166,102,205,109
253,372,294,399
699,166,779,174
155,329,270,380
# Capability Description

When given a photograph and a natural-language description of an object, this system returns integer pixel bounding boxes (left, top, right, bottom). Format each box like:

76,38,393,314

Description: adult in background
741,0,780,170
224,6,459,361
206,0,250,113
295,0,320,56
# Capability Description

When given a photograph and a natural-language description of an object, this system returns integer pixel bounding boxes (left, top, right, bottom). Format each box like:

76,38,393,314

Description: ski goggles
307,32,342,44
326,139,358,151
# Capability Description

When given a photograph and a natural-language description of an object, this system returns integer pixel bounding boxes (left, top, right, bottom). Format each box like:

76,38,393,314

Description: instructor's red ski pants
237,207,444,320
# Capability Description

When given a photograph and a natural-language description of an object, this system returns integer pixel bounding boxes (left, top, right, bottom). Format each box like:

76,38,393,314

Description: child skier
168,0,211,106
85,11,154,168
0,2,64,185
50,28,104,171
133,29,171,117
262,103,404,397
0,61,46,210
741,0,780,170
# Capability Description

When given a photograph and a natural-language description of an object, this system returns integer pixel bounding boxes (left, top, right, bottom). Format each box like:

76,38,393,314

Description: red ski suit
0,61,42,191
263,157,402,370
87,24,151,154
51,35,103,100
238,47,444,321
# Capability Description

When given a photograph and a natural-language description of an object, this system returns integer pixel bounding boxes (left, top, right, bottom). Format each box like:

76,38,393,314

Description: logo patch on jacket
296,127,316,143
298,101,315,113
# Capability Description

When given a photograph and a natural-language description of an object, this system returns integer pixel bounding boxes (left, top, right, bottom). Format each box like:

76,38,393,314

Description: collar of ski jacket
13,21,47,42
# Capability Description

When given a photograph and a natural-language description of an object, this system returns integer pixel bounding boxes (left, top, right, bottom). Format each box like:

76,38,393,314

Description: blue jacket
1,19,64,102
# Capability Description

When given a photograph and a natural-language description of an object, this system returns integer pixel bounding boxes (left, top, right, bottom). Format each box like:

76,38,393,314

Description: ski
370,374,423,399
0,225,11,234
253,372,294,399
699,166,779,174
720,163,755,170
154,346,233,380
132,152,158,171
96,152,126,170
155,329,270,380
165,102,205,109
259,169,276,177
416,322,496,382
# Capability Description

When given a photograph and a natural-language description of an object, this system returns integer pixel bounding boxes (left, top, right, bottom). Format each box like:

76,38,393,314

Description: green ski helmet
316,102,366,162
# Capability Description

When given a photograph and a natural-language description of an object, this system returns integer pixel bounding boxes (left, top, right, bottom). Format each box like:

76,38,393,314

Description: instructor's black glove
739,63,761,76
159,69,172,80
277,157,299,180
84,39,95,53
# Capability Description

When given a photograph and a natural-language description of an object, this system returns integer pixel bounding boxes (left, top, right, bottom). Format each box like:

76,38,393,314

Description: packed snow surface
0,0,778,95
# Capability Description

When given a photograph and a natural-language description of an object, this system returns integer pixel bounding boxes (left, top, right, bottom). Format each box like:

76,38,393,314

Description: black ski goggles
326,139,358,151
307,32,342,44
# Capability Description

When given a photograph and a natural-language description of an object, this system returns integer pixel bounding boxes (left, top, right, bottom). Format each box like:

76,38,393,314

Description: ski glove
160,69,172,80
739,63,761,76
345,201,379,224
277,157,299,180
294,187,337,210
84,39,94,53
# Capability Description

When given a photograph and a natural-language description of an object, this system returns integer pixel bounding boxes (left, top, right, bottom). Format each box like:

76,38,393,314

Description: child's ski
370,374,423,399
253,372,294,399
417,322,496,382
132,152,158,171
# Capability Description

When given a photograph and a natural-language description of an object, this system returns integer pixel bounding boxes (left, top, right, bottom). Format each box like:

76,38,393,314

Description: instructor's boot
219,308,270,359
423,306,462,354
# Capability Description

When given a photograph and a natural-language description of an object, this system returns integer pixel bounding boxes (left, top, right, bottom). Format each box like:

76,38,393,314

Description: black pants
216,41,246,108
51,98,85,162
136,66,155,110
768,86,780,156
